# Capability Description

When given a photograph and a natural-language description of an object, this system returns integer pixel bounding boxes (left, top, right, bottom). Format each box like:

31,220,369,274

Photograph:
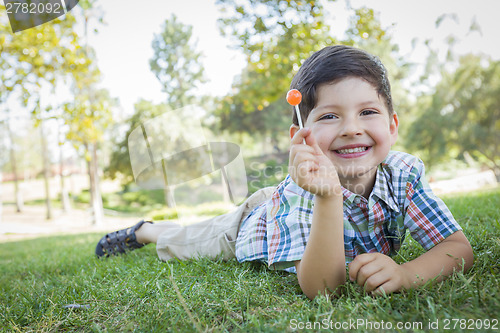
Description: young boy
96,45,473,300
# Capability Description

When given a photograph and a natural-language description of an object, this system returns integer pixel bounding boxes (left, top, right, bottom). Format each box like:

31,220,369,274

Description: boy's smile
291,77,399,196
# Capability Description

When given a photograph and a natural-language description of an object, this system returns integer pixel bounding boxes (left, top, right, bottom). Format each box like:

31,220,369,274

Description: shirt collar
341,187,357,206
370,164,400,212
340,165,400,212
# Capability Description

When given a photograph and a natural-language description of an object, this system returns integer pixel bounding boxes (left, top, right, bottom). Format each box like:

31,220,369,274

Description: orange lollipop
286,89,304,129
286,89,302,106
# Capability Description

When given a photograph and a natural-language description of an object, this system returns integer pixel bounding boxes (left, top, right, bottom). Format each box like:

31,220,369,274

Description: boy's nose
340,119,363,137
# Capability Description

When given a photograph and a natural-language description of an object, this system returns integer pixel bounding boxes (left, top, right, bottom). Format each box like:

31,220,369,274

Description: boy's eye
318,113,337,120
360,109,378,116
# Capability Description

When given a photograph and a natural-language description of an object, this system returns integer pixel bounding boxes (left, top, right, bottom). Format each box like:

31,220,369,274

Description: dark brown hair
290,45,393,125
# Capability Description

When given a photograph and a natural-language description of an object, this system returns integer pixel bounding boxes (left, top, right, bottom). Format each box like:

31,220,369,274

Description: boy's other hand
348,253,412,295
289,128,341,198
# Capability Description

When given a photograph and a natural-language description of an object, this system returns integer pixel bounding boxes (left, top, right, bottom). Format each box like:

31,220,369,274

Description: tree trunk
0,171,3,225
87,142,103,226
163,187,175,208
58,123,70,212
493,167,500,183
219,146,232,204
59,163,71,212
40,122,52,220
473,150,500,184
221,166,232,204
159,159,175,208
7,121,23,212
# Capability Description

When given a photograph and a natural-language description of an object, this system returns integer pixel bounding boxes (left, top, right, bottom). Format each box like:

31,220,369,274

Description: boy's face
290,77,399,188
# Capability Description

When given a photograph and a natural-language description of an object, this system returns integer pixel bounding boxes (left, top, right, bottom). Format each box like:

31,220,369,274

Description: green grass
0,188,499,332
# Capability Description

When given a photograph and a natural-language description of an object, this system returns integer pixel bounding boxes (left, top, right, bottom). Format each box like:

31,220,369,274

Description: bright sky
85,0,500,117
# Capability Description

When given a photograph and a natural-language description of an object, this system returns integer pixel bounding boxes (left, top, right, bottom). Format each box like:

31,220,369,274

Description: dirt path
0,204,142,243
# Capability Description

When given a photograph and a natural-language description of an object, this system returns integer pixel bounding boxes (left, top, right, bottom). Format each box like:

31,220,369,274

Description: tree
69,0,111,225
0,118,10,223
63,83,117,225
106,100,171,188
108,16,209,207
404,14,499,179
1,0,111,223
4,118,24,212
0,7,89,219
149,14,207,109
407,54,500,179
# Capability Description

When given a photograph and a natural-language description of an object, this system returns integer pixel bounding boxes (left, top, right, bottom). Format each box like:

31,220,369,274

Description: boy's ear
389,112,399,146
289,124,300,140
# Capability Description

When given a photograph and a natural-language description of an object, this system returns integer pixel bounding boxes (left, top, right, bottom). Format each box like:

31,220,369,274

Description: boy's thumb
304,131,322,154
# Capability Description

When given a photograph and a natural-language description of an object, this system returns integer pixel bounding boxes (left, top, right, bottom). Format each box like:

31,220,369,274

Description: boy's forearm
401,231,474,288
296,194,345,299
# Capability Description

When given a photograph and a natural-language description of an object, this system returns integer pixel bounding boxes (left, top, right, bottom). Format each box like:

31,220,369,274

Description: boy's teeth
336,147,367,154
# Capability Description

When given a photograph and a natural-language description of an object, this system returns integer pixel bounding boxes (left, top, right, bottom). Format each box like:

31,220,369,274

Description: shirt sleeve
266,176,315,270
403,158,462,250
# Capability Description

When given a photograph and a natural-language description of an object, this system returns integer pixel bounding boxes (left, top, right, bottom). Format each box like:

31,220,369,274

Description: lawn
0,187,499,332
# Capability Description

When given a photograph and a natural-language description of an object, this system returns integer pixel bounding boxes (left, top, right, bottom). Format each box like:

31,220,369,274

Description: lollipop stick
294,105,304,129
294,105,306,144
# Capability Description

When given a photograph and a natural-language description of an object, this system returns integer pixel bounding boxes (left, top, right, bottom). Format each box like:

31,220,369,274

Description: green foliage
72,188,165,215
74,189,91,204
345,6,387,42
149,202,232,221
0,2,107,219
0,188,498,331
121,191,155,206
106,100,172,185
192,202,233,216
108,15,209,188
0,7,89,117
150,208,179,221
406,54,500,177
150,14,207,109
1,11,77,85
63,87,117,152
246,155,288,194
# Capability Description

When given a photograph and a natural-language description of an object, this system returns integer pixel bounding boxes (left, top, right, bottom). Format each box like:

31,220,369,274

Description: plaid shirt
235,151,461,272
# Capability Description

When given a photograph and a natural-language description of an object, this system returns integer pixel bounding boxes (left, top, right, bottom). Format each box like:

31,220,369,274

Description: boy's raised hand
289,128,341,198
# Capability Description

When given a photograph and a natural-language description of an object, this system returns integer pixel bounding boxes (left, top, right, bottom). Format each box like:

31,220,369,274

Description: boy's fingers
289,138,316,164
291,152,317,168
302,129,316,146
290,148,312,167
348,253,377,282
290,139,315,154
356,263,383,288
361,268,387,292
372,280,397,296
296,160,319,177
302,129,325,156
289,153,319,181
290,128,325,158
290,127,310,145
